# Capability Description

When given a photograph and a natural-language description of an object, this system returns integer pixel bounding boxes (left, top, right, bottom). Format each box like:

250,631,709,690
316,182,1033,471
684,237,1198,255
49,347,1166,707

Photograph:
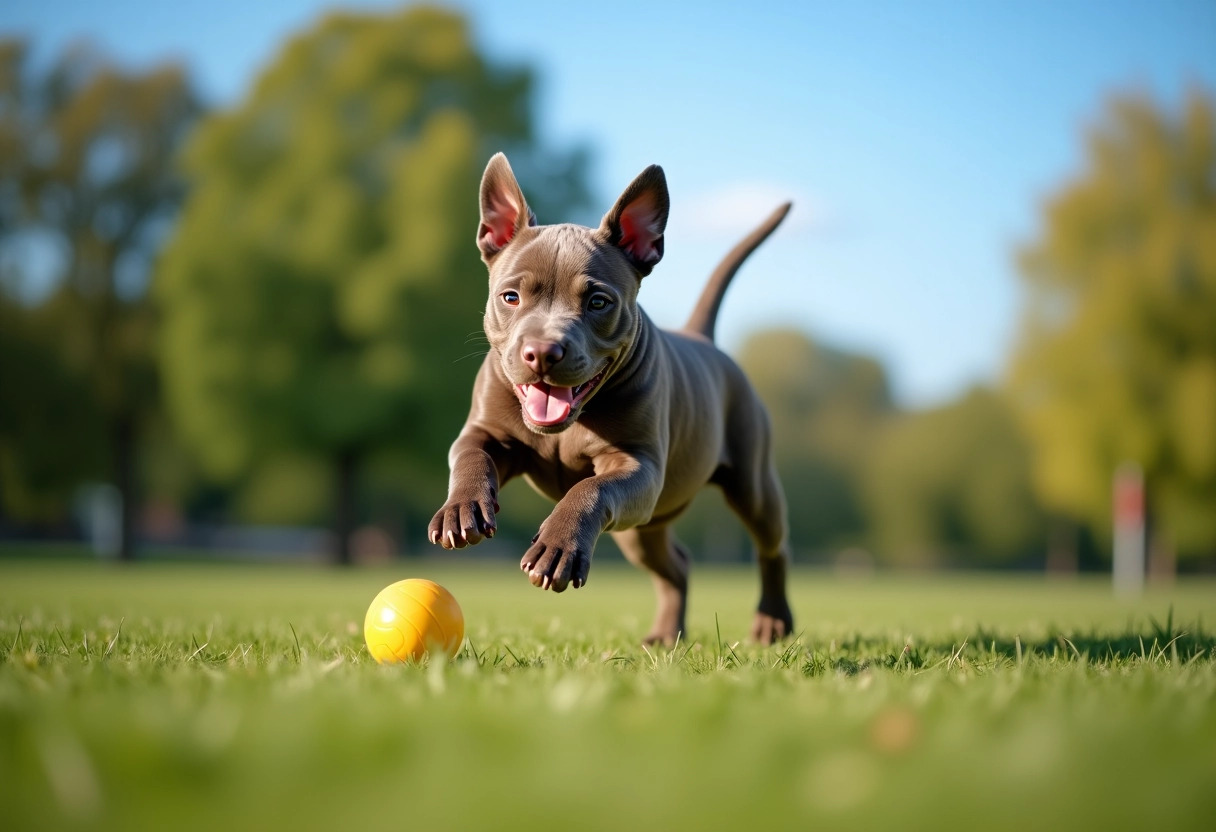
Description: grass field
1,554,1214,832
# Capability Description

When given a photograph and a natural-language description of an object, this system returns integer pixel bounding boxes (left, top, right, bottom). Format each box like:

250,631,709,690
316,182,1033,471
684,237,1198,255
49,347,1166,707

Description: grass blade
103,617,125,659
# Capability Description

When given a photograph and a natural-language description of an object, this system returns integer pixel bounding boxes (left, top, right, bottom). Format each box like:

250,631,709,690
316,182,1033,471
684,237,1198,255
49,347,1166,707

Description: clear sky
5,0,1215,406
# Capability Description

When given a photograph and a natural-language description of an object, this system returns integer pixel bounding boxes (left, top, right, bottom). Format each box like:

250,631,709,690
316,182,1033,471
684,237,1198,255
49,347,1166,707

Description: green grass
1,555,1214,832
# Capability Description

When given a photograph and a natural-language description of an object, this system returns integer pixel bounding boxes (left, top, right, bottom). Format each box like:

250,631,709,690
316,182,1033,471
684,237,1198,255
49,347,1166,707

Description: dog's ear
600,165,669,277
478,153,534,259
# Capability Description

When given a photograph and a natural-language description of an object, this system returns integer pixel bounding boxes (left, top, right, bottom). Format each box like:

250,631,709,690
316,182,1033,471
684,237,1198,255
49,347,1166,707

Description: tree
0,295,105,524
0,40,200,556
862,388,1045,567
1009,90,1216,567
156,7,591,562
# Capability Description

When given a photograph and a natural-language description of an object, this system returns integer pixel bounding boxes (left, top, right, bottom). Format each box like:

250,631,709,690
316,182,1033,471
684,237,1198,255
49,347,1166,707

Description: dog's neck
596,305,657,399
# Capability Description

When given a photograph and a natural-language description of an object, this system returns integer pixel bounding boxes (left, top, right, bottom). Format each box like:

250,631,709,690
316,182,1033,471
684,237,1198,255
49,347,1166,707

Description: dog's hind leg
611,525,689,646
716,419,795,644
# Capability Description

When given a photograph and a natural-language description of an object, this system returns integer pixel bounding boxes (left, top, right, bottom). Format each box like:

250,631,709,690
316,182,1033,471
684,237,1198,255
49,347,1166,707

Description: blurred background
0,1,1213,574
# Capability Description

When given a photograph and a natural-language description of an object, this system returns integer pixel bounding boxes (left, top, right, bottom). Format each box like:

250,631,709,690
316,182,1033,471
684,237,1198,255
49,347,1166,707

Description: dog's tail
684,202,792,342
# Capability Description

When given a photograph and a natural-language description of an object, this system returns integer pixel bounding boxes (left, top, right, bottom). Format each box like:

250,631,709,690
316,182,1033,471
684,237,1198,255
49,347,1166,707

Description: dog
428,153,794,645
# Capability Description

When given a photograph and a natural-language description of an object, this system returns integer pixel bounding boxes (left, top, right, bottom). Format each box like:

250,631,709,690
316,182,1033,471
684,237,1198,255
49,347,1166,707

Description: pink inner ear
617,198,662,265
481,189,521,250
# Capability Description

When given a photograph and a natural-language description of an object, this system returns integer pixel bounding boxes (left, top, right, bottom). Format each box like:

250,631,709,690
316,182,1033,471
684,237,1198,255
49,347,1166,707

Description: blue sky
5,0,1215,406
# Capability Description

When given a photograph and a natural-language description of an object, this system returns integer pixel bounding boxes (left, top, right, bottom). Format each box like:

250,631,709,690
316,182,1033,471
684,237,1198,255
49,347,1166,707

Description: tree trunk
1144,472,1176,583
333,448,358,565
1045,519,1079,576
114,415,137,562
1148,526,1176,584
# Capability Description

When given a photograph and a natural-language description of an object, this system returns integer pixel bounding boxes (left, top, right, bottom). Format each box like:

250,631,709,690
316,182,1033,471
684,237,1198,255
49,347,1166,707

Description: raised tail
684,202,792,342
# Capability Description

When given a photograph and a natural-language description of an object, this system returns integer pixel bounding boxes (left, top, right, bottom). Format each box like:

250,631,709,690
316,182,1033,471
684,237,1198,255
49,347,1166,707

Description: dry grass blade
103,617,125,659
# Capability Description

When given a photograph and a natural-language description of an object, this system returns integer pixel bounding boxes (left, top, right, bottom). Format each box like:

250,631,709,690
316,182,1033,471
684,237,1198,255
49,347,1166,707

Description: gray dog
428,153,794,645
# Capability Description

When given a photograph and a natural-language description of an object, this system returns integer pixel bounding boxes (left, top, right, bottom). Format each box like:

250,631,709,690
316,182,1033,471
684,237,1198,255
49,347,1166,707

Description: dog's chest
518,434,599,502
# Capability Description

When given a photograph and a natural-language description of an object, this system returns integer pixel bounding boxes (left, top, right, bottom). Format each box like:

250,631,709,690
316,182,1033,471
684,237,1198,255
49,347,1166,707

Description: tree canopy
1009,90,1216,562
156,7,591,560
0,39,199,553
863,388,1044,567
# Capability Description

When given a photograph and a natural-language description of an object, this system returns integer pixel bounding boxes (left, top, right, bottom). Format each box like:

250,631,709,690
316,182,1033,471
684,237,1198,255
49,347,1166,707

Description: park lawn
1,553,1214,832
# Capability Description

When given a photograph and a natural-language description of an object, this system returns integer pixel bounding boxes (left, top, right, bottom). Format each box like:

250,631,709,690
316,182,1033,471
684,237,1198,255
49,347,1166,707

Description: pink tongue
523,383,573,425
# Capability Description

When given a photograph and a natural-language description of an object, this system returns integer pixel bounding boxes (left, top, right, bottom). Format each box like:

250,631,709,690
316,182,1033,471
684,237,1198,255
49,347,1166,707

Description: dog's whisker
452,349,489,364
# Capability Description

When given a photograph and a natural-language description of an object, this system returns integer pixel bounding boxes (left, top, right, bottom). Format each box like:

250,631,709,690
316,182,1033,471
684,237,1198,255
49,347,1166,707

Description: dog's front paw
428,486,499,550
519,519,593,593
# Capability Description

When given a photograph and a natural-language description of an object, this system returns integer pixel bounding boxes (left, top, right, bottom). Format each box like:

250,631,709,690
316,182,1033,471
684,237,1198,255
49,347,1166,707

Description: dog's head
476,153,669,434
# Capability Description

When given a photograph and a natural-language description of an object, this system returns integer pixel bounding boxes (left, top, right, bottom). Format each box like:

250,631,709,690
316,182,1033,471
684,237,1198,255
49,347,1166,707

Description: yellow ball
364,579,464,664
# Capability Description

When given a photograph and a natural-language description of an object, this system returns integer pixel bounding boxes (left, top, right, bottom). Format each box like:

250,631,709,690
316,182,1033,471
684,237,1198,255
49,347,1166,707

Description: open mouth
514,365,609,427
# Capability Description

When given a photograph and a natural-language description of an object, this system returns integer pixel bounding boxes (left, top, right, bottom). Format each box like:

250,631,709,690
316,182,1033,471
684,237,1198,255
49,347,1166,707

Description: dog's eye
501,290,520,307
588,294,612,312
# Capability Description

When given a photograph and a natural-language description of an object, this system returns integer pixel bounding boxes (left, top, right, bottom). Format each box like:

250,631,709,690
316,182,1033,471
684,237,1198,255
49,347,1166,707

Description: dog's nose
521,340,565,375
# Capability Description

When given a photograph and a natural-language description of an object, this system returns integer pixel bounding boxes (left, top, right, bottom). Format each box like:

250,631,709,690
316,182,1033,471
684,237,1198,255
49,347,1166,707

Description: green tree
0,40,200,555
156,7,590,562
1009,90,1216,566
862,388,1045,567
0,295,104,523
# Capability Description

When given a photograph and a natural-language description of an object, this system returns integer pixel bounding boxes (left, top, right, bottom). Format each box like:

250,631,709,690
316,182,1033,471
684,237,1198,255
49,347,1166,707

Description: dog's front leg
521,452,661,592
428,425,516,550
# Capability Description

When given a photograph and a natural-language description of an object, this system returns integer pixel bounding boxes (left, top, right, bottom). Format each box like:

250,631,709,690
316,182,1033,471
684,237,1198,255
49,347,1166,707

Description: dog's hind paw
750,607,794,645
642,628,684,648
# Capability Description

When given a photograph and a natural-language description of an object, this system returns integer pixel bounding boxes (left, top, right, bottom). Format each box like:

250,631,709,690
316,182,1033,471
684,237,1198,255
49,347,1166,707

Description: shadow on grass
799,611,1213,676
